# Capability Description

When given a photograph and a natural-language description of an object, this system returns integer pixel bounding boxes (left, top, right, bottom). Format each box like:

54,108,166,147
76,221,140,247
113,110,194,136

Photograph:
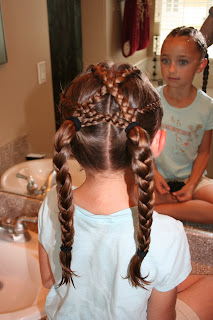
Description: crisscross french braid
54,61,163,287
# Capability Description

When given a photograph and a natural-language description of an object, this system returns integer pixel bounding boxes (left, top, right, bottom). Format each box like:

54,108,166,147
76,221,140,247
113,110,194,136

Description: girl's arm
147,287,177,320
153,161,170,194
188,129,212,185
173,130,212,201
38,241,55,289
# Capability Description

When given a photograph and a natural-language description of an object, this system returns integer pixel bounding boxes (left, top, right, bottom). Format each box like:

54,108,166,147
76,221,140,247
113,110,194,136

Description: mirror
0,0,146,199
0,1,213,234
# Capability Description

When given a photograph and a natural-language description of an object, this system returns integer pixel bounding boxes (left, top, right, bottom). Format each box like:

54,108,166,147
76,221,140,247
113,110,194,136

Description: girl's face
160,36,206,89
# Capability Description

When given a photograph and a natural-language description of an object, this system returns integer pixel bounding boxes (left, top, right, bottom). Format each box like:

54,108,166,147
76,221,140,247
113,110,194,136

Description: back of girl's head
166,26,209,92
53,61,163,288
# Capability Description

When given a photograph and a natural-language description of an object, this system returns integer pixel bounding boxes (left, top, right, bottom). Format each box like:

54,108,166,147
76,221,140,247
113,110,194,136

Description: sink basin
0,228,211,320
0,231,49,320
0,158,86,195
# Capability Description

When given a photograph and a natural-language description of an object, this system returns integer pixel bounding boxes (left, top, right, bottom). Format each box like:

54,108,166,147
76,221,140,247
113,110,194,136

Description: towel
122,0,150,57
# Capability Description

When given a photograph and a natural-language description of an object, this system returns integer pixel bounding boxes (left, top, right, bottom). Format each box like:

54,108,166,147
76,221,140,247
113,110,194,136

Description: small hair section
202,52,209,93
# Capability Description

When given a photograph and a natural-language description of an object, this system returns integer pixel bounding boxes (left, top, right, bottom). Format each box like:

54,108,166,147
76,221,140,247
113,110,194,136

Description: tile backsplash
0,134,30,177
0,190,42,220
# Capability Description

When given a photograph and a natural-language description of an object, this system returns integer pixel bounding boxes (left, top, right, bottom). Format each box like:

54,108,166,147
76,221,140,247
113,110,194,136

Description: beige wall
81,0,150,69
0,0,55,154
0,0,152,155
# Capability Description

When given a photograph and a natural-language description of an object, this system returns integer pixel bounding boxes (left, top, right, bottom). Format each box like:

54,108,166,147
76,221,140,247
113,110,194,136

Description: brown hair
53,61,163,288
166,26,209,92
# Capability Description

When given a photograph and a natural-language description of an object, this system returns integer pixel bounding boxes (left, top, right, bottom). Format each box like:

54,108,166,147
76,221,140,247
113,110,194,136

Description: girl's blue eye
161,58,170,64
179,60,188,65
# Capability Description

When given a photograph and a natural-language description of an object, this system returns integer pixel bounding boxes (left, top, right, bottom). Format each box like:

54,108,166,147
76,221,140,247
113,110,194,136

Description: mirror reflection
0,1,213,228
0,2,212,319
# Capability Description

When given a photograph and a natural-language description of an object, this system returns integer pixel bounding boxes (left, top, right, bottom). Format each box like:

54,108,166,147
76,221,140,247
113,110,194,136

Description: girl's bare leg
193,185,213,204
177,275,213,320
154,200,213,223
154,186,213,224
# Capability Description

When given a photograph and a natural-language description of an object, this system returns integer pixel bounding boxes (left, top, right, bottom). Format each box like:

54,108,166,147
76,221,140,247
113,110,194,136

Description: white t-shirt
155,86,213,180
38,186,191,320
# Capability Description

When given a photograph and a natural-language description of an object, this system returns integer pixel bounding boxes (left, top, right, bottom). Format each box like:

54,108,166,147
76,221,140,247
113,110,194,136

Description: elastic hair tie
60,245,72,253
125,122,141,135
68,116,81,132
137,249,148,259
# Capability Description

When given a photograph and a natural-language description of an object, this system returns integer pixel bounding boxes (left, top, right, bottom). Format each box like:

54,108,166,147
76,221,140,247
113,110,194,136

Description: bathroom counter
183,220,213,275
0,190,212,276
183,220,213,233
0,191,41,233
185,228,213,275
0,190,42,219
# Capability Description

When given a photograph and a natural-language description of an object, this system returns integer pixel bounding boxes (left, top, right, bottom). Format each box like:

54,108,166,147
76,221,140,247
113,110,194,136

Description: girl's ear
151,129,166,158
196,58,207,74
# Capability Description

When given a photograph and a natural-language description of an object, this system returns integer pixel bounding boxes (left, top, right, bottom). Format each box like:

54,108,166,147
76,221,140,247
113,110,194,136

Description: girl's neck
73,168,137,215
163,84,197,108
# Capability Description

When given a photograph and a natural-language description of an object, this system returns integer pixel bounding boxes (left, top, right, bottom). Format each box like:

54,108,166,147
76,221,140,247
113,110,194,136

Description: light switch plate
37,61,46,84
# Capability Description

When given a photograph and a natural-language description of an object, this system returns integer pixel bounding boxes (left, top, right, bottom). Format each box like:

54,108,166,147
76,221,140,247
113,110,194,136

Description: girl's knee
193,185,213,204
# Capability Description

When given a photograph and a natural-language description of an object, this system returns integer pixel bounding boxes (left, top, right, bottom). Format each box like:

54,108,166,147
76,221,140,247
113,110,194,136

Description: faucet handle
14,216,38,232
40,169,56,193
16,173,38,194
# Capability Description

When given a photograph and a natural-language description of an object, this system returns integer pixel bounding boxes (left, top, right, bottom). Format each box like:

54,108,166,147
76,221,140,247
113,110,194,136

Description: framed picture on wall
0,2,7,64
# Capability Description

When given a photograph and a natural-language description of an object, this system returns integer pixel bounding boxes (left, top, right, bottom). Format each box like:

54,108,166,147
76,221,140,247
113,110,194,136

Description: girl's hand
154,170,170,195
172,183,195,202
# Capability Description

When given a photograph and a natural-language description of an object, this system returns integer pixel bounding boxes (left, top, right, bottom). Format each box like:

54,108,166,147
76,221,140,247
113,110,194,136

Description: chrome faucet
41,169,56,193
16,173,38,194
16,170,56,197
0,216,38,242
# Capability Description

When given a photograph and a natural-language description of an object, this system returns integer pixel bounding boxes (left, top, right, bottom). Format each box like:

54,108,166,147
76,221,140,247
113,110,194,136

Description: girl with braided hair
38,61,196,319
154,26,213,224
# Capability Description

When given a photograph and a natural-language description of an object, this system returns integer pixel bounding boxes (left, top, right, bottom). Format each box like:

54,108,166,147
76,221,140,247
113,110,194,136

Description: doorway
47,0,83,129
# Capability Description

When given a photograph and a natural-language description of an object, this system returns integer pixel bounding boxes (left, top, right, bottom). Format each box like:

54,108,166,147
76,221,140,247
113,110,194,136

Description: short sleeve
204,94,213,130
38,186,59,253
206,105,213,130
150,213,192,292
38,195,48,246
38,187,62,282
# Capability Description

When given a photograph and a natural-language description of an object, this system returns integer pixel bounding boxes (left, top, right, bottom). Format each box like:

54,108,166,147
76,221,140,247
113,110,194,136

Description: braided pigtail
126,125,154,288
202,52,209,93
53,119,79,287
